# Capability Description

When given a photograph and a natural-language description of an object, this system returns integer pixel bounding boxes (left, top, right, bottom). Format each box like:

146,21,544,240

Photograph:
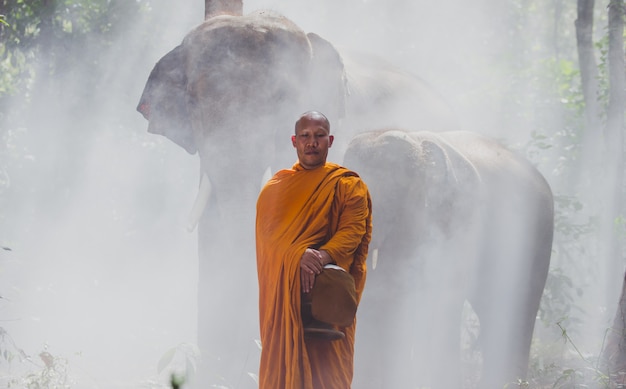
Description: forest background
0,0,625,388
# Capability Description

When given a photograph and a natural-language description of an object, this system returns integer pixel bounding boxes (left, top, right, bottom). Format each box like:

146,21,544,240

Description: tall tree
599,0,626,384
604,0,625,302
605,0,625,152
575,0,601,132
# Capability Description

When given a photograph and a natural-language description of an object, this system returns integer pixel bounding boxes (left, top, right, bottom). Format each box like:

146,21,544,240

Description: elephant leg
430,299,466,389
354,257,466,389
416,256,467,389
471,284,538,388
194,205,259,389
354,282,420,388
470,219,551,388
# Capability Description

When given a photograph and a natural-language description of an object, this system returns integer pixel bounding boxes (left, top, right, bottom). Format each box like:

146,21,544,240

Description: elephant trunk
187,172,211,232
205,0,243,19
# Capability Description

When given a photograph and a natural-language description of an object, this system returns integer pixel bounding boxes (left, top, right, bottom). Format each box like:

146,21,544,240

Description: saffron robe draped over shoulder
256,162,372,389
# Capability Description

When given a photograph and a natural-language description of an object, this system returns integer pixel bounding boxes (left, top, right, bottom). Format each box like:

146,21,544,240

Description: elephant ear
306,32,347,124
418,138,453,207
416,133,480,235
137,44,197,154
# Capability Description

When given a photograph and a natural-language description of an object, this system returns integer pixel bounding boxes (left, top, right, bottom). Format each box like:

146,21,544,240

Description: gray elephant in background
136,9,458,388
342,130,554,389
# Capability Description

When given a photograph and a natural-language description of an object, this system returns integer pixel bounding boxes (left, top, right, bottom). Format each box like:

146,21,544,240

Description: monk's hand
318,250,333,266
301,248,324,293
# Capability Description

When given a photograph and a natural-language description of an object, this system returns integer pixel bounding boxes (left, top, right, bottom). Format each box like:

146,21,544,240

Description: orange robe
256,162,372,389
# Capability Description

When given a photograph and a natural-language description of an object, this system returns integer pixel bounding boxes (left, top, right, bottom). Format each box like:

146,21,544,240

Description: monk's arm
320,176,370,271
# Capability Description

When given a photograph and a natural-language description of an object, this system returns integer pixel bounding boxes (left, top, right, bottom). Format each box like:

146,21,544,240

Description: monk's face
291,114,334,170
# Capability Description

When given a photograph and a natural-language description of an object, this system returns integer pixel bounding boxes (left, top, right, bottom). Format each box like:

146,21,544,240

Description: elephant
342,130,554,389
136,8,458,388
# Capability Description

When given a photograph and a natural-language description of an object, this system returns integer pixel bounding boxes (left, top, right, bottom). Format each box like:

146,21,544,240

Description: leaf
157,347,177,373
39,351,54,368
170,373,185,389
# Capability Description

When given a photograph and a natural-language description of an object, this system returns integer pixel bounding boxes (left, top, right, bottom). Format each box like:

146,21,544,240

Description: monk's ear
329,135,334,147
291,135,297,147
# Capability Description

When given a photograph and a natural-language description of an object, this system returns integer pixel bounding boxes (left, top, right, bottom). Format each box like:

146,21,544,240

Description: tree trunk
575,0,601,132
605,0,625,151
574,0,603,206
605,0,625,297
205,0,243,19
601,2,626,385
604,271,626,385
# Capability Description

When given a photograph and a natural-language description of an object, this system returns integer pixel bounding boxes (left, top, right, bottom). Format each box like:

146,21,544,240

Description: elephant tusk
261,166,272,187
187,172,211,232
371,248,378,270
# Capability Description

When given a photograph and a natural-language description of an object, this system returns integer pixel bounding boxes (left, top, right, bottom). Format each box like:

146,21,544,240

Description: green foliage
0,329,73,388
0,0,161,230
155,341,261,389
0,0,152,106
170,372,185,389
526,322,611,389
21,350,72,389
522,131,594,339
157,343,200,388
0,326,26,367
503,378,529,388
539,268,584,333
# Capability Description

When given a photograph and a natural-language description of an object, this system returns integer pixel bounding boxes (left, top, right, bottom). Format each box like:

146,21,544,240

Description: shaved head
295,111,330,134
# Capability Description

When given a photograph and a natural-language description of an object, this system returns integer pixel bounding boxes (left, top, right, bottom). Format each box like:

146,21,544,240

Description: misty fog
0,1,621,388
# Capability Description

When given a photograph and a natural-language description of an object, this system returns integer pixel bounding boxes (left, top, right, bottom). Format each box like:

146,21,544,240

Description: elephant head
343,129,480,262
137,10,347,227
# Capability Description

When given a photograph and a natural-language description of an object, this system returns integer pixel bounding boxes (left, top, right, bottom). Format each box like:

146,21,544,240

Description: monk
255,111,372,389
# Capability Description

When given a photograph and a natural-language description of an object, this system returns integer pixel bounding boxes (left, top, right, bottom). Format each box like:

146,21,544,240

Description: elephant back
437,131,553,210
